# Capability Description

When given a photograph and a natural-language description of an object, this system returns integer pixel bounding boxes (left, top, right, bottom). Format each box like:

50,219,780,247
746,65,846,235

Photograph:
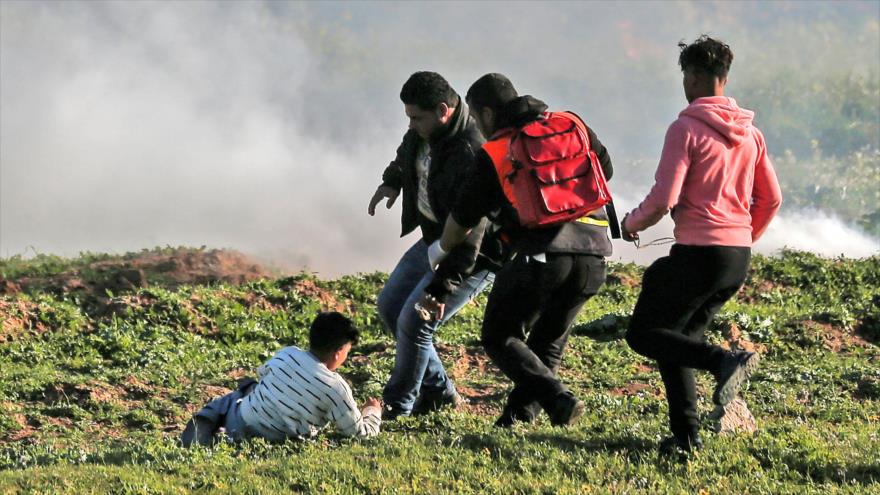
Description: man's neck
308,349,333,368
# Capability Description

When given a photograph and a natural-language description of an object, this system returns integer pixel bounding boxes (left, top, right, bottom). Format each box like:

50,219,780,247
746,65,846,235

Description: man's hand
426,240,448,272
621,214,640,243
368,185,399,216
415,292,445,322
363,397,382,409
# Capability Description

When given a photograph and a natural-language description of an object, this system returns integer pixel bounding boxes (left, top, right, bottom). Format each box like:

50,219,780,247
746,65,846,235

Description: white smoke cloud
0,1,410,276
754,210,879,259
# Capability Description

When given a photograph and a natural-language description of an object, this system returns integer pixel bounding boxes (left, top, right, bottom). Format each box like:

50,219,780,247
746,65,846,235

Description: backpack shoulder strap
555,111,592,148
556,110,621,239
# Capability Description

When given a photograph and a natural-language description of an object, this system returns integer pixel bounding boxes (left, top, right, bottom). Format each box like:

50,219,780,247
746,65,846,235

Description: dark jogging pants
481,253,606,417
625,244,751,440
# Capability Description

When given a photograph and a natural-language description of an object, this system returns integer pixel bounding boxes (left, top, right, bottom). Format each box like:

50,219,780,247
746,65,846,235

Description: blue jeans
379,239,494,413
194,381,258,442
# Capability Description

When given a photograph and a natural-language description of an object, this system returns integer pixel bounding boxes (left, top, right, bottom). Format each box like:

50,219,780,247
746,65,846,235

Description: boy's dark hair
678,35,734,79
309,312,359,354
466,73,518,113
400,71,459,111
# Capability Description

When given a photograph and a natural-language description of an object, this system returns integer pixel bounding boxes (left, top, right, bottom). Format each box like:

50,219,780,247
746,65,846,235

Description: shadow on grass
455,430,654,460
571,314,629,343
750,446,880,485
526,432,654,456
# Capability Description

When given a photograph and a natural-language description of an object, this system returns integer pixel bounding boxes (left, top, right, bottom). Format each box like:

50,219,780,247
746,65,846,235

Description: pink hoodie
625,96,782,246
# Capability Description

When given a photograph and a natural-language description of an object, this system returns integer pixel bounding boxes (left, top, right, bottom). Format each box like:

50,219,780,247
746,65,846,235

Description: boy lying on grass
181,312,381,446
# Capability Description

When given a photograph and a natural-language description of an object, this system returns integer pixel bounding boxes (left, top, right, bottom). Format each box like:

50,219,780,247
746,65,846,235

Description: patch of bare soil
280,277,348,312
790,319,870,352
456,384,506,415
439,344,506,415
1,402,34,442
40,381,136,408
0,299,49,342
604,272,640,289
635,363,655,373
717,321,768,354
0,280,21,296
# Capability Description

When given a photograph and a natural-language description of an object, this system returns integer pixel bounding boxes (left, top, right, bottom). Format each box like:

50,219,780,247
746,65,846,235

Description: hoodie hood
679,96,755,146
496,95,549,130
429,94,469,145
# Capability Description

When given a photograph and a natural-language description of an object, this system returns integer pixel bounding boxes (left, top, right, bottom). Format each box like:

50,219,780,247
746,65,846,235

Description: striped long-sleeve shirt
238,346,381,440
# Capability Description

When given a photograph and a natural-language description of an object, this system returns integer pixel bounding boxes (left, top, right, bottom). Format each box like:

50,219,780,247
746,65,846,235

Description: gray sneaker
548,392,586,426
713,351,760,406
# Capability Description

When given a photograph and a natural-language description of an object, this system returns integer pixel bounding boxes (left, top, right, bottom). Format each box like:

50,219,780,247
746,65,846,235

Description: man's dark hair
309,312,359,354
465,73,518,113
678,35,734,79
400,71,459,111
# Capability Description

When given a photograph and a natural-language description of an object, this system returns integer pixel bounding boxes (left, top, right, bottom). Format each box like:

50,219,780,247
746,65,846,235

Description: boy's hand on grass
363,397,382,409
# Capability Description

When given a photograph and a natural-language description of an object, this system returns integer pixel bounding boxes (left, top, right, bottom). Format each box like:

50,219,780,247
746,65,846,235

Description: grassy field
0,248,877,494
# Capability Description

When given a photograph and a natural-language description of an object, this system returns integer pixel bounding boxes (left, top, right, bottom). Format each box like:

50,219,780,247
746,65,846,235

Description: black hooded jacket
379,99,491,298
451,95,615,256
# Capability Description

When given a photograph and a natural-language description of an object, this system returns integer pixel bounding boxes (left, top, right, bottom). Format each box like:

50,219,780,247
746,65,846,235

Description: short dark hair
400,71,458,111
465,73,518,113
309,312,359,354
678,35,734,79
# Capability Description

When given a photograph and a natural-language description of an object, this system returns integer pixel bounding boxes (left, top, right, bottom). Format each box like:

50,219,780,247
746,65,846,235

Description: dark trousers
481,253,606,417
625,244,751,439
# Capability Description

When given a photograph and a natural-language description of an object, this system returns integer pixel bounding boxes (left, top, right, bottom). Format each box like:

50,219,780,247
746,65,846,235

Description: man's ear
436,102,452,123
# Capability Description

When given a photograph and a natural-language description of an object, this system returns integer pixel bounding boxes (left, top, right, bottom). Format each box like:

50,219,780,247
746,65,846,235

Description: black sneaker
412,389,466,416
494,404,539,428
180,416,217,448
547,392,586,426
713,351,760,406
659,433,703,459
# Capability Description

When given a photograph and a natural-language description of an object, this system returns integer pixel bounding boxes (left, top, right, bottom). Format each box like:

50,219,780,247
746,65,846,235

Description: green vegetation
740,69,880,236
0,249,878,494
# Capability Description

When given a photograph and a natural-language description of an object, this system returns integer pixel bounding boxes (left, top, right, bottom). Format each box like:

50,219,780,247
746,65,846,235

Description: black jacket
380,100,490,298
451,95,615,257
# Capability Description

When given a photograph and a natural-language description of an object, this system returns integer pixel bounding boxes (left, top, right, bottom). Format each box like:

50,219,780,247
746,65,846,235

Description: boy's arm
329,379,381,437
624,121,691,233
749,130,782,242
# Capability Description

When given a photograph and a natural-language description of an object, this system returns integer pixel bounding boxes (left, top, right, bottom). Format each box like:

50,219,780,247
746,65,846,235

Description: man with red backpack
420,73,617,427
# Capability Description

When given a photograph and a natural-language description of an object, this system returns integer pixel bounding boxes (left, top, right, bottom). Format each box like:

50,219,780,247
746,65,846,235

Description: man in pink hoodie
621,36,782,456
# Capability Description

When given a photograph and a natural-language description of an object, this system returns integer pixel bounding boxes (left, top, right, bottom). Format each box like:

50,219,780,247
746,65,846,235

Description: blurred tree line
742,70,879,237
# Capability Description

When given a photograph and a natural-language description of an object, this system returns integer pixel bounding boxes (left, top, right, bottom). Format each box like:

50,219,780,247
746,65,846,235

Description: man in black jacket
422,73,614,427
368,72,494,418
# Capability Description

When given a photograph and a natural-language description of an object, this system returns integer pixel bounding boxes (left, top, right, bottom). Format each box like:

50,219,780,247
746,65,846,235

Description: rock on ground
707,397,757,434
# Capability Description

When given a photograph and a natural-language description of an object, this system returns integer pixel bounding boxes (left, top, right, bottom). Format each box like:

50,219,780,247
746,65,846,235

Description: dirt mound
2,248,274,298
279,277,347,312
0,299,49,343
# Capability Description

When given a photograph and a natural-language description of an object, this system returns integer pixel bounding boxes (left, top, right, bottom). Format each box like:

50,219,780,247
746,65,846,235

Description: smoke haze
1,1,878,276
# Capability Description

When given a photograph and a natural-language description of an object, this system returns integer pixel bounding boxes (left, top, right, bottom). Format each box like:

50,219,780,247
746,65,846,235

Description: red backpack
504,111,614,230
